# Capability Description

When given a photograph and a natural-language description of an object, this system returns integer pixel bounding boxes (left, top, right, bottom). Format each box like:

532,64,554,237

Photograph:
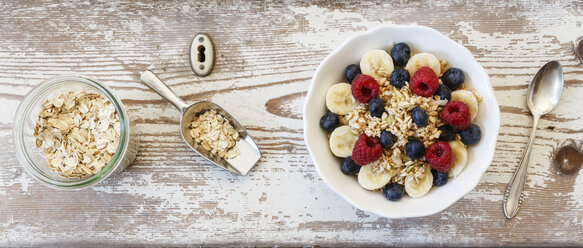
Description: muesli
320,42,483,201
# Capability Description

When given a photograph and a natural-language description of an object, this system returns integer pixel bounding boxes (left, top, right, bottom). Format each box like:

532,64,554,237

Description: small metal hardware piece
190,33,215,77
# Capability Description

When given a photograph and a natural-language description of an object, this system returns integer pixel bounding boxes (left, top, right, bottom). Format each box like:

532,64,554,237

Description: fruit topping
341,156,360,175
325,83,358,115
441,101,471,130
426,141,453,172
431,168,449,186
358,162,394,190
344,64,361,84
410,66,438,97
411,106,428,127
368,97,385,118
360,49,394,83
404,168,433,198
405,52,441,76
351,74,380,103
383,183,405,201
435,84,451,101
319,111,339,132
379,130,395,149
448,140,467,178
451,89,479,121
459,124,482,145
329,125,359,158
352,134,383,165
390,42,411,66
389,68,410,89
405,139,425,160
437,125,455,142
442,68,465,90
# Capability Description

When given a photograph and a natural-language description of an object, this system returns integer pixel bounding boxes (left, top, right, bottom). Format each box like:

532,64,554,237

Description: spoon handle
503,116,539,218
140,70,190,111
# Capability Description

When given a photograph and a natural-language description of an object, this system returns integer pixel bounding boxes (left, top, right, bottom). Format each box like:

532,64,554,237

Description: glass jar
13,75,139,189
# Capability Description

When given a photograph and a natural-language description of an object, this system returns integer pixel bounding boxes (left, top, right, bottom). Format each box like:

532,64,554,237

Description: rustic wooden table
1,1,582,246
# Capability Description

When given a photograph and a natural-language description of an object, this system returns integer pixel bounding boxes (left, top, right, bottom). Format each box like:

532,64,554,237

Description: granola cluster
34,91,120,178
189,110,240,159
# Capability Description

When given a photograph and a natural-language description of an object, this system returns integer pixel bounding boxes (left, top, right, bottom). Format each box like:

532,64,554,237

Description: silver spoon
140,70,261,175
503,61,563,218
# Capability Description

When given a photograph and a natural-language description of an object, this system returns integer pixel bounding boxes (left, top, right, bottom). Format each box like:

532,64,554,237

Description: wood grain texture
1,0,583,246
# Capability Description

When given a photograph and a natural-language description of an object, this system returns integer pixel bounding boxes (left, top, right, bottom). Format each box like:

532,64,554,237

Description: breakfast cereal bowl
13,75,139,189
303,25,500,218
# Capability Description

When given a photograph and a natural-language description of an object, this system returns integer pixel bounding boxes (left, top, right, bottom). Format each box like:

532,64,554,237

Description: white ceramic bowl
303,25,500,218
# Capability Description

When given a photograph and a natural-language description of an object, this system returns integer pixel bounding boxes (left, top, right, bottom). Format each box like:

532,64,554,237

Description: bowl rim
12,75,131,190
303,24,500,218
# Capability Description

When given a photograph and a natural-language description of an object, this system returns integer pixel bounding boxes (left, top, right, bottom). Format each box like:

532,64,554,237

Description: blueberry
341,157,360,175
383,183,404,201
459,124,482,145
437,125,455,142
390,42,411,67
344,64,361,84
434,84,451,101
380,131,395,149
368,97,385,118
389,68,410,89
411,107,428,127
405,139,425,160
431,168,449,186
441,68,465,90
319,112,339,132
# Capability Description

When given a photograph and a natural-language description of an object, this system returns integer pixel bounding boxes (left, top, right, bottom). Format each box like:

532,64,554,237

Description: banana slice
451,90,479,121
357,164,395,190
404,167,433,198
329,125,358,157
325,83,358,115
360,49,394,83
405,52,441,76
448,140,468,178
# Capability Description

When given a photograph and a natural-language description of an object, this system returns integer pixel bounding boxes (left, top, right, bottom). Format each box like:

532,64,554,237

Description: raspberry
351,74,380,103
351,134,382,165
441,101,471,130
426,141,453,172
410,66,438,97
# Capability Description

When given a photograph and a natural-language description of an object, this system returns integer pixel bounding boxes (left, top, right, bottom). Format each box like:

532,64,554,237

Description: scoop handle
503,116,539,218
140,70,189,111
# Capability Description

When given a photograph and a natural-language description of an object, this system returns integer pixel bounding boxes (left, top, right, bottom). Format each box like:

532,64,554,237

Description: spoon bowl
527,61,563,117
140,71,261,175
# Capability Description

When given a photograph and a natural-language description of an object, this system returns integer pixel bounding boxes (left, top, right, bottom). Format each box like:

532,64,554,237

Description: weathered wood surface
1,0,583,246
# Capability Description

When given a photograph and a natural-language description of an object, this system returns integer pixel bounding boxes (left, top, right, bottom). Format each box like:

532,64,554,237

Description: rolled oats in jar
13,76,138,189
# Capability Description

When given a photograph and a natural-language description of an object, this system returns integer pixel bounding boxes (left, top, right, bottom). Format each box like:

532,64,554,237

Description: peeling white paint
0,167,34,195
569,173,583,208
287,6,394,49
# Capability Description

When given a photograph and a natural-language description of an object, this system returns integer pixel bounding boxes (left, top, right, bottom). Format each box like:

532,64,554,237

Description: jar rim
13,75,130,189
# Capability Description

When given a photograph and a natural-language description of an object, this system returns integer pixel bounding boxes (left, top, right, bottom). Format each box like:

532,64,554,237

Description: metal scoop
140,70,261,175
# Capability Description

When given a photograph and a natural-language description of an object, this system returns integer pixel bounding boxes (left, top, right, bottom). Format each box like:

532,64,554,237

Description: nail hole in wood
555,143,582,175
